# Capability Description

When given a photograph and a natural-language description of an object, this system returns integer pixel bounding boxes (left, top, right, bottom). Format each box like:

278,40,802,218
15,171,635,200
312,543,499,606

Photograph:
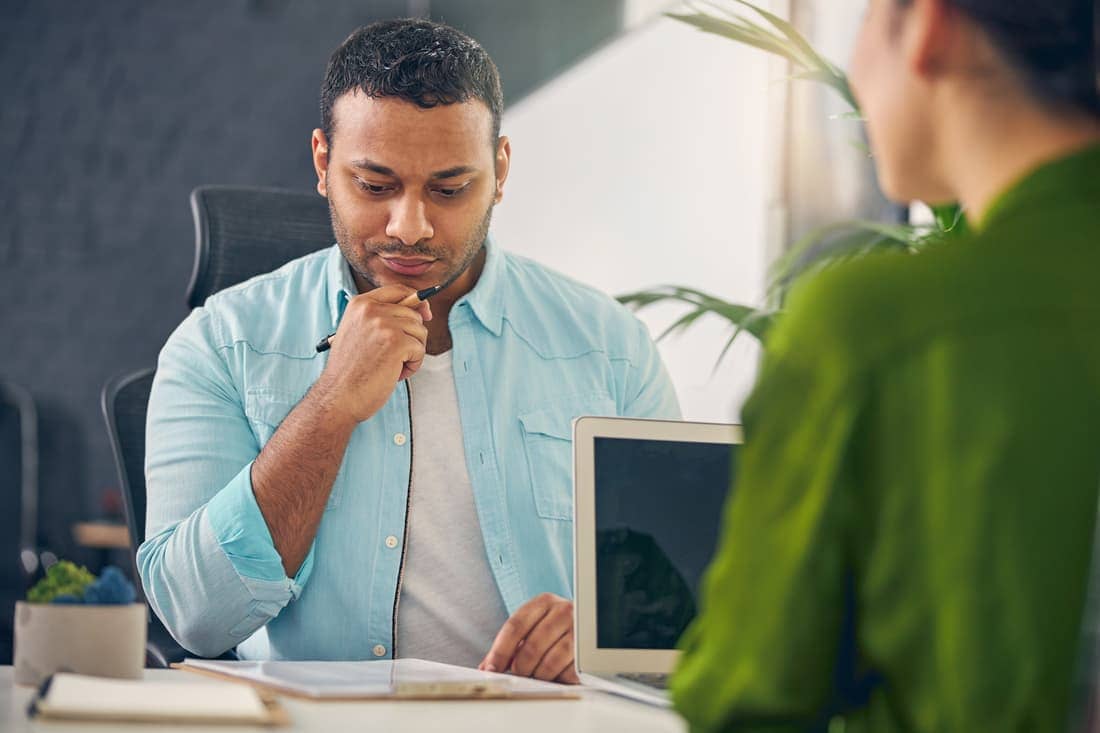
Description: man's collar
325,236,505,336
455,236,504,336
325,244,358,328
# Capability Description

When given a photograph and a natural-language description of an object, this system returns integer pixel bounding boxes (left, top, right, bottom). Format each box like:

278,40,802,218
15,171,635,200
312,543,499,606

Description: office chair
0,380,39,665
102,185,332,666
187,185,333,307
101,369,156,556
101,367,188,668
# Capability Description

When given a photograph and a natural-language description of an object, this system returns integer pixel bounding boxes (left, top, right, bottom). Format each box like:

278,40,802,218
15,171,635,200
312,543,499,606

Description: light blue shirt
139,239,680,660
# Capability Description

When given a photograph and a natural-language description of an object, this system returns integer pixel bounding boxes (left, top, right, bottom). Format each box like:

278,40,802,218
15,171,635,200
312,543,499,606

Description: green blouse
672,143,1100,732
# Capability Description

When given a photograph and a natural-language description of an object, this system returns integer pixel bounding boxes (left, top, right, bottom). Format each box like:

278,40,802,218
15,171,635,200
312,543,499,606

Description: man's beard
329,196,494,294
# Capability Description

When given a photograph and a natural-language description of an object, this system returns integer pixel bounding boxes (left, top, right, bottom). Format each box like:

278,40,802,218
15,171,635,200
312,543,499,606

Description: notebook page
41,673,268,720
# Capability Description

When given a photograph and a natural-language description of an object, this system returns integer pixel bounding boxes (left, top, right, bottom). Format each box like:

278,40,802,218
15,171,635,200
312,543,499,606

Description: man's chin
363,269,443,293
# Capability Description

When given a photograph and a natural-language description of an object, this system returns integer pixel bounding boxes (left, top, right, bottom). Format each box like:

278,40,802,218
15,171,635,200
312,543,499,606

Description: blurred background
0,0,890,661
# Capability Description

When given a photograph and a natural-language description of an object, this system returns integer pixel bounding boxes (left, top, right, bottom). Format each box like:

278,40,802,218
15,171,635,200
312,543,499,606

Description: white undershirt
395,351,510,667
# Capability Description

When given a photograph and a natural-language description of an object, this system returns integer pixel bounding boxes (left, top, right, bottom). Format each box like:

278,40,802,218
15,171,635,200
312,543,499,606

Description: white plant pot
13,601,147,686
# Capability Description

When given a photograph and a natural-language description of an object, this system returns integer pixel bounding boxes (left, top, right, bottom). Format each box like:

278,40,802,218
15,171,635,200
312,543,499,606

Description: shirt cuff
205,461,313,596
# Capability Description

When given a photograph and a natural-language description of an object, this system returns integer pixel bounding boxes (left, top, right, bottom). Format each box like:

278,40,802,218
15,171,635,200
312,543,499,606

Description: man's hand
478,593,579,684
313,284,432,425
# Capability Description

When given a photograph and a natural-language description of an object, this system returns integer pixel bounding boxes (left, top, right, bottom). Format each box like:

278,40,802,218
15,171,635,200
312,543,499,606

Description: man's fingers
479,595,554,673
510,601,572,677
361,285,419,305
397,320,429,345
399,356,423,381
530,630,575,683
554,664,580,685
396,293,432,322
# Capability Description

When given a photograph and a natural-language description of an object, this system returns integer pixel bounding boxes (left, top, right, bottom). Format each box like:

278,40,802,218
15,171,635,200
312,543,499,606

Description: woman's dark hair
902,0,1100,116
320,18,504,148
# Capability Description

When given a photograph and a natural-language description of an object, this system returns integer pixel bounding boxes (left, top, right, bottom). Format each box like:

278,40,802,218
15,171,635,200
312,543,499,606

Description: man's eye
356,179,393,195
434,183,469,199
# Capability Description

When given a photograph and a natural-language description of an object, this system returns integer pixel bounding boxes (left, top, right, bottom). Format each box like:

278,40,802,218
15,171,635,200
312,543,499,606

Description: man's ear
493,136,511,204
312,129,330,197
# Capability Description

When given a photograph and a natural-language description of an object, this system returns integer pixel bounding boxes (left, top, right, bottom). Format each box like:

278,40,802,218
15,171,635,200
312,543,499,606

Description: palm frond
617,286,775,368
671,1,857,110
710,309,777,375
765,219,920,295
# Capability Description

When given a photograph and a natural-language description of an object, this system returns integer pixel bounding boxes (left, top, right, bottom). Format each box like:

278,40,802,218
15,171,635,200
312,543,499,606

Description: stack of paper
177,657,581,701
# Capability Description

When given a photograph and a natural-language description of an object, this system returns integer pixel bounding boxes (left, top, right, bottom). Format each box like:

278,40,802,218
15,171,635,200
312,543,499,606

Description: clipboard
26,672,289,726
173,658,582,701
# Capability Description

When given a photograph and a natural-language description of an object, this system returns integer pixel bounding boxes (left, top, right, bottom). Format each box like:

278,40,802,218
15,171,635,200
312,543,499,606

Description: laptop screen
593,436,736,650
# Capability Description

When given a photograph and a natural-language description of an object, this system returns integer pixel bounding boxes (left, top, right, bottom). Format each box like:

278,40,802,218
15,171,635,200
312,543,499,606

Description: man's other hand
478,593,579,684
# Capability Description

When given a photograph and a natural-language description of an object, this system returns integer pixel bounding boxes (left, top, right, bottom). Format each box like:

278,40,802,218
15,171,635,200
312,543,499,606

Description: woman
672,1,1100,731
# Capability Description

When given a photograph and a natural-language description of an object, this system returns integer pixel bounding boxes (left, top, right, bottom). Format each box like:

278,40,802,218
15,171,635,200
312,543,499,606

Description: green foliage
27,561,96,603
669,0,856,110
617,286,778,368
618,2,966,365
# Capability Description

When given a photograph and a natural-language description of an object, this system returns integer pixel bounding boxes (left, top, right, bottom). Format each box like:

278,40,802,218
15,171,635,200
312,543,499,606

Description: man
139,18,679,684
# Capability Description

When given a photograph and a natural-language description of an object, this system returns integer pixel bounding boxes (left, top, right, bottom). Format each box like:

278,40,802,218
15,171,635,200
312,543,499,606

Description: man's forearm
250,380,358,577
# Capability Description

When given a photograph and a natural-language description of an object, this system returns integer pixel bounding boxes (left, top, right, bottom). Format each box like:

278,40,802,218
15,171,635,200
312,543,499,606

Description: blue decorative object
82,566,138,605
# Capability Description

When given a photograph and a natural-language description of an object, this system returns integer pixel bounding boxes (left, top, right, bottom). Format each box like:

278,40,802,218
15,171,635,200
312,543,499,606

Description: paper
30,672,280,724
178,657,579,700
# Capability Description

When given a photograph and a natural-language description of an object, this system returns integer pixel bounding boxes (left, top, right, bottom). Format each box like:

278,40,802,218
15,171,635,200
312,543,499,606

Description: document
27,672,287,725
176,657,580,700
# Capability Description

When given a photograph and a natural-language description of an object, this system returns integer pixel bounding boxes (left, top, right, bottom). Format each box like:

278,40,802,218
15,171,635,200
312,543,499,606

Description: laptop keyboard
616,672,669,690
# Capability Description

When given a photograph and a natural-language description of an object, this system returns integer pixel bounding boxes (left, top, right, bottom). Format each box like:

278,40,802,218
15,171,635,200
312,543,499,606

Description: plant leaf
656,308,709,341
667,12,803,62
931,202,966,234
729,0,856,108
713,308,777,367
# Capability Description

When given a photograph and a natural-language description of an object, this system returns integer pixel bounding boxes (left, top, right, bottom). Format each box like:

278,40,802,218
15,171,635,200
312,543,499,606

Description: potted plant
619,1,964,361
14,561,145,686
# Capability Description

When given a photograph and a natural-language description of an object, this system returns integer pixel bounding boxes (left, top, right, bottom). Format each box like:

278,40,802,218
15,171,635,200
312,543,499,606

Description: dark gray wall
0,0,622,566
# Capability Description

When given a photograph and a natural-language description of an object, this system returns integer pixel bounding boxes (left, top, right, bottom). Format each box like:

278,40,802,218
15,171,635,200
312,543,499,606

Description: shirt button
385,535,398,549
393,433,407,446
373,644,387,657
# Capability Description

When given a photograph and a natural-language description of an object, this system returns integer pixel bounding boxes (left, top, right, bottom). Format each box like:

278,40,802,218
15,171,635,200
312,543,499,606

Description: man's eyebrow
430,165,477,180
348,160,478,180
349,158,397,176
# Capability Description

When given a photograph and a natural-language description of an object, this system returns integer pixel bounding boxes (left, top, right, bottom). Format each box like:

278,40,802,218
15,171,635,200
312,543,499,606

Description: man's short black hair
320,18,504,148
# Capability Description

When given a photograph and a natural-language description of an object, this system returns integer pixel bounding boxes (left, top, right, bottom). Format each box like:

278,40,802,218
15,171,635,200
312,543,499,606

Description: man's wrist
304,377,362,433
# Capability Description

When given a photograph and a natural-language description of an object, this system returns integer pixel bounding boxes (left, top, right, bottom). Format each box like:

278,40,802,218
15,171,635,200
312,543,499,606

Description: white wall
491,9,777,421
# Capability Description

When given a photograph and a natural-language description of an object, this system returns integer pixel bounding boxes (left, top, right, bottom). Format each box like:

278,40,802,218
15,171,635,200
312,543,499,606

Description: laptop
572,416,742,706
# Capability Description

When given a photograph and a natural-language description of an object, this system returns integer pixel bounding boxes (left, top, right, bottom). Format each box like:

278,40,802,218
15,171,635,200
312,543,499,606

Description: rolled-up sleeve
138,307,314,657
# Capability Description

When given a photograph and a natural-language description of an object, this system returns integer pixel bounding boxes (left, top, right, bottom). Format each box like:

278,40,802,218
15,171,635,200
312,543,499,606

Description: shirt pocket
244,387,345,510
519,393,616,521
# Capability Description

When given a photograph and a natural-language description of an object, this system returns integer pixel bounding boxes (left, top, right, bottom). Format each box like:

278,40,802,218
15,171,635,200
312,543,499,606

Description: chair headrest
187,185,334,308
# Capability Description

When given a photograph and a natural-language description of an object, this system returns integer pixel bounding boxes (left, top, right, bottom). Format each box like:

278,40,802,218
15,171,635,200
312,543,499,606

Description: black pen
315,285,444,353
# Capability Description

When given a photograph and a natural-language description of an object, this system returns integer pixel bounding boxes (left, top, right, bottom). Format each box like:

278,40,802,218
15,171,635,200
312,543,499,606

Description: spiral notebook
26,672,288,725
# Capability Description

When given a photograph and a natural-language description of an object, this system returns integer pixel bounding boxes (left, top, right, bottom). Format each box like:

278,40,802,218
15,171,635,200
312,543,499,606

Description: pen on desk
315,284,444,353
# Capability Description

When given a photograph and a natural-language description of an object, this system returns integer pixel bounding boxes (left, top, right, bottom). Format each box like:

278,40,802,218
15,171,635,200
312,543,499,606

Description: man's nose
385,193,434,246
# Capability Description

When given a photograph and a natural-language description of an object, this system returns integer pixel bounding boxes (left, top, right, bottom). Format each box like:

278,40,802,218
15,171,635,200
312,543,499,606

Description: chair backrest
0,381,38,581
187,185,334,308
101,368,156,552
0,380,38,664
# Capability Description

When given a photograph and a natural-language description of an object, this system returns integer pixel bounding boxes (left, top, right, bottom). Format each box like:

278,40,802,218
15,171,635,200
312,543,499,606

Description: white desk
1,667,686,732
